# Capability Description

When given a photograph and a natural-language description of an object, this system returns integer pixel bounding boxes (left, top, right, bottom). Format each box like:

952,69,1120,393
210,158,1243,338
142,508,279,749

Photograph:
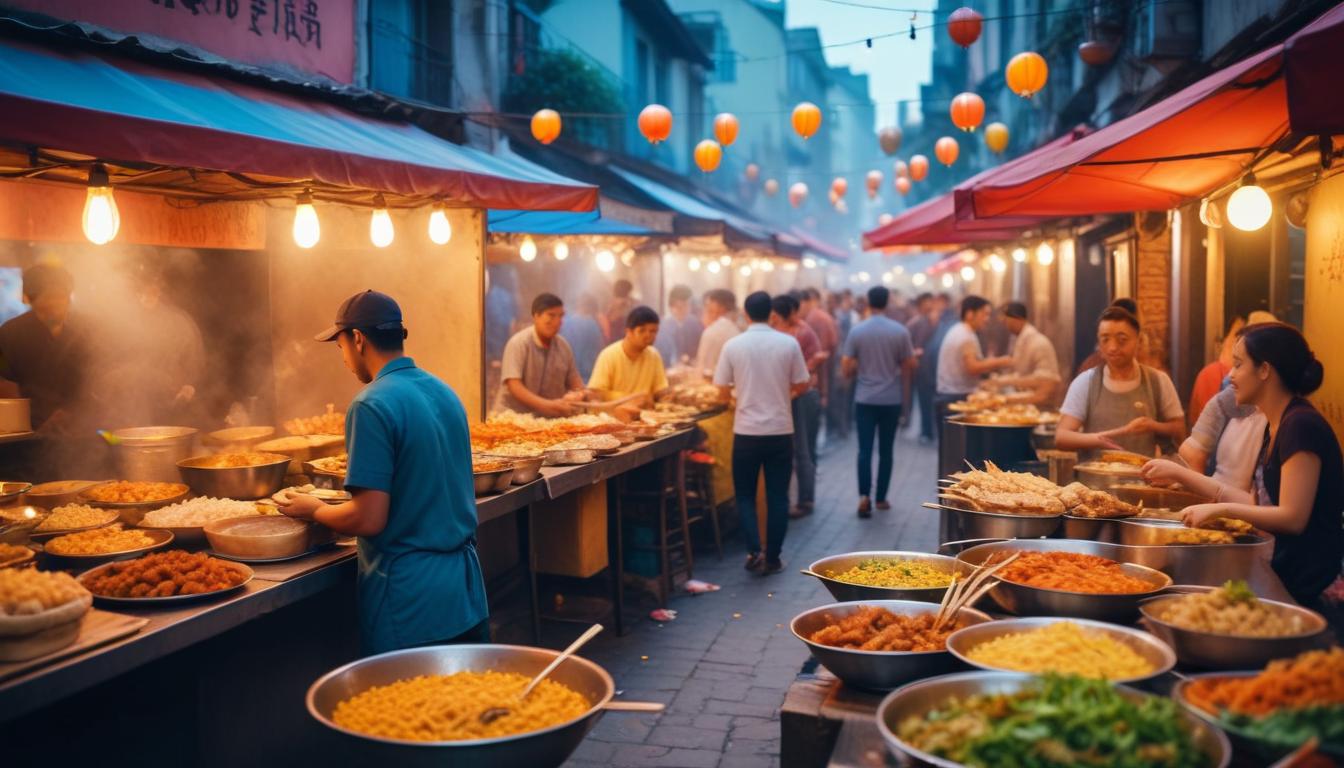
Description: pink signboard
6,0,356,83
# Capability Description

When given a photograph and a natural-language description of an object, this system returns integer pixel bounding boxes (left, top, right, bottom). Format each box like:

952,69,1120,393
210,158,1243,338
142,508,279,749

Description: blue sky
781,0,934,131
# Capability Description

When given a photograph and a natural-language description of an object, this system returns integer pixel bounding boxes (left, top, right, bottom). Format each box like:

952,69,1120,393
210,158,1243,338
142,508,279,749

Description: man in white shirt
715,291,809,575
935,295,1012,421
696,289,739,377
1001,302,1061,407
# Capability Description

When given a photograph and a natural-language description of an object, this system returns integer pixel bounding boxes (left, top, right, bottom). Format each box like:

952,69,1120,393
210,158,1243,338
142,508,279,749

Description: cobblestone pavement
561,428,940,768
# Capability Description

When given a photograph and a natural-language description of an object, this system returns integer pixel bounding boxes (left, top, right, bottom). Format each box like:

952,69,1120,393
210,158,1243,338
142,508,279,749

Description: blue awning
487,209,658,235
607,166,774,246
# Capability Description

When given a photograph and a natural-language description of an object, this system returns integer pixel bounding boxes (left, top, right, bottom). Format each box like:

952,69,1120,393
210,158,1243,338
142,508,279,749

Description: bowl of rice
139,497,275,546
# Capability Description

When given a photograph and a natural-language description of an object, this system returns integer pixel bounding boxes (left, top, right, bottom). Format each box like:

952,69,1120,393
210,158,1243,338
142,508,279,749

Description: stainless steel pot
932,502,1062,544
944,616,1176,684
110,427,198,482
803,551,959,603
177,454,291,500
1139,593,1329,669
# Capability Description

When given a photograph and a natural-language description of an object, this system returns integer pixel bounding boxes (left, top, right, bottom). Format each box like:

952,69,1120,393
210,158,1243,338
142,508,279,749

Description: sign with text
4,0,355,83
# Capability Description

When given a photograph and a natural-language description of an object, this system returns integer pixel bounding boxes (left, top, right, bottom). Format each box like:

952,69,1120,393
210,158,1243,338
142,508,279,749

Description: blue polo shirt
344,357,487,653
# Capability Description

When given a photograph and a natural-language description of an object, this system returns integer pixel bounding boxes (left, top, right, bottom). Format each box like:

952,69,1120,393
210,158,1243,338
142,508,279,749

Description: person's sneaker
789,503,813,519
744,552,765,571
857,497,872,519
876,500,892,511
761,559,784,575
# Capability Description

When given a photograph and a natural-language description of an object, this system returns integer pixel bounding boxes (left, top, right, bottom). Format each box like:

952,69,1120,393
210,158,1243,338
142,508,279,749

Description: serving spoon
480,623,604,725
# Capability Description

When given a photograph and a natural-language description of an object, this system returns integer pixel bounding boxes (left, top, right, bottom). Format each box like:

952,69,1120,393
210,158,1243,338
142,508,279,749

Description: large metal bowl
804,551,958,603
1173,672,1344,762
177,454,291,500
956,538,1173,622
936,502,1062,542
879,671,1231,768
790,600,991,691
307,644,615,768
1139,593,1329,669
945,616,1175,684
473,466,515,496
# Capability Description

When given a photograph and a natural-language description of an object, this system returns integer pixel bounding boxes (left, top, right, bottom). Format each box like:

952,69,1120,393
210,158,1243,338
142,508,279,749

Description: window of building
367,0,454,106
681,12,734,83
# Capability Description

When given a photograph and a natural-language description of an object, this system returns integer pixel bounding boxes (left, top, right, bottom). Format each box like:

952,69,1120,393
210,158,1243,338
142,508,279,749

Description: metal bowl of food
1073,461,1143,491
879,671,1230,768
205,515,315,561
0,482,32,507
955,538,1174,623
936,502,1062,542
1173,671,1344,762
790,600,991,691
306,644,619,768
804,551,958,603
177,453,291,500
1139,593,1329,670
506,456,545,485
945,616,1175,684
22,480,100,510
26,507,120,541
41,527,175,567
1110,483,1210,511
79,481,193,525
472,461,515,496
542,448,595,466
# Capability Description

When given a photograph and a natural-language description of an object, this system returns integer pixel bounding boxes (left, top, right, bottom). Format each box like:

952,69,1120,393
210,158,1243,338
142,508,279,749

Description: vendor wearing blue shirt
279,290,488,654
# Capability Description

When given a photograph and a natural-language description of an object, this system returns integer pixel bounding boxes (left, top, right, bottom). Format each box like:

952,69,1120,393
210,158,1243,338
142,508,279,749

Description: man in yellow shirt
588,305,668,408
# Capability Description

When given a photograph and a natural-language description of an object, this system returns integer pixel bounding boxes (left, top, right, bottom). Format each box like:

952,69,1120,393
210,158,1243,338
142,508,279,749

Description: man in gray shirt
493,293,584,416
842,287,916,517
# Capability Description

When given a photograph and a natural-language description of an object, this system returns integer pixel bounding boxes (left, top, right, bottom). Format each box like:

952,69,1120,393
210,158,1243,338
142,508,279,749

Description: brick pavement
561,429,940,768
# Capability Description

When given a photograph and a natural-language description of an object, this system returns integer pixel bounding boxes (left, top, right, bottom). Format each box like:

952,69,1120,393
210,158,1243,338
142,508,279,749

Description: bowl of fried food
79,550,252,604
177,452,291,500
1139,580,1329,670
790,600,992,691
804,551,958,603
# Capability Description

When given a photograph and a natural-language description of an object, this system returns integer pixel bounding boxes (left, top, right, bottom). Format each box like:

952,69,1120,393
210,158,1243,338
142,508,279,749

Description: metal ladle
480,623,604,725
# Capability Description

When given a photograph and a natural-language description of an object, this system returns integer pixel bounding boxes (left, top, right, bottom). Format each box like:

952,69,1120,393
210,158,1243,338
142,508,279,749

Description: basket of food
177,452,291,500
138,497,277,546
945,616,1174,684
803,552,957,603
0,568,92,662
79,481,191,525
1139,580,1329,669
790,600,991,691
42,525,174,566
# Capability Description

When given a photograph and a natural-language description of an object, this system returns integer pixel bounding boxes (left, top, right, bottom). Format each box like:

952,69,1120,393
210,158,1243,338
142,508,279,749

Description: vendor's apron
358,537,484,654
1083,365,1166,459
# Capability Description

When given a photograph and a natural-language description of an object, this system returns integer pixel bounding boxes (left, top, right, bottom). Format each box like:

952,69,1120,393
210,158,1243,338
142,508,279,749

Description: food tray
944,616,1175,684
79,483,191,525
0,546,34,569
1139,593,1329,670
78,558,253,606
27,508,122,541
208,544,332,564
40,528,175,566
1173,672,1344,761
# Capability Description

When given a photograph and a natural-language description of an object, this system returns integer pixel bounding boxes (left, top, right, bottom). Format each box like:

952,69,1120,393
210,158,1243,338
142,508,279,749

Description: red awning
0,39,597,212
863,128,1089,250
958,3,1344,219
1286,2,1344,135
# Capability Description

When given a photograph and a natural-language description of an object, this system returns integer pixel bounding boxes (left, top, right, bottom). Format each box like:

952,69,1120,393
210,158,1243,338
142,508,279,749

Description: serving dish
41,527,175,567
1139,593,1329,669
27,507,121,541
0,481,32,507
204,516,323,561
78,558,253,606
177,454,290,500
22,480,100,509
790,600,991,691
472,466,515,496
925,500,1062,541
804,551,958,603
945,616,1175,684
1173,671,1344,762
78,482,191,525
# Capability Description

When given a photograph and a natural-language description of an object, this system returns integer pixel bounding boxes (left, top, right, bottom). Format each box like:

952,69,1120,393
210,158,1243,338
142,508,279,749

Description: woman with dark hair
1056,307,1186,457
1144,323,1343,605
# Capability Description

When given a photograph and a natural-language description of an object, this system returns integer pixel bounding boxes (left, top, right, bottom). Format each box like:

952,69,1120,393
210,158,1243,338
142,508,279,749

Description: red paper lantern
713,113,739,147
935,136,960,167
788,182,808,208
530,109,561,145
694,140,722,173
878,126,902,156
948,7,983,48
792,102,822,140
908,155,929,181
638,104,673,144
1078,40,1115,67
895,177,912,195
949,92,985,132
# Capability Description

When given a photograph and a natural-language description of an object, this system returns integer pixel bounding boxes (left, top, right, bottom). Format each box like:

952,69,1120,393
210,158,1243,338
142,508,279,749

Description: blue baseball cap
315,289,404,342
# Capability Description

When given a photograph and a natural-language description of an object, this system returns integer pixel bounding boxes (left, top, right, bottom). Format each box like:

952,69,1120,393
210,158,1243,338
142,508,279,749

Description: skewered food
81,550,247,597
943,462,1139,518
34,504,117,532
806,606,964,652
963,621,1155,680
1154,581,1310,637
45,525,155,556
141,497,272,528
332,670,590,741
823,559,953,588
192,452,288,469
283,403,345,436
991,550,1160,594
84,481,188,504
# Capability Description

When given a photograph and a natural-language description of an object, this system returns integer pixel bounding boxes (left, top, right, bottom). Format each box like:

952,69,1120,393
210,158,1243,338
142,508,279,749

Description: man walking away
842,287,916,518
715,291,809,575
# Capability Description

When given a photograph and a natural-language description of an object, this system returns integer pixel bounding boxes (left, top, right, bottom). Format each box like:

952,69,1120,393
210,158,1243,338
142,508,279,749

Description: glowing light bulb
858,271,870,283
707,260,721,274
519,236,537,262
688,257,701,272
802,257,818,269
292,189,319,249
1011,247,1027,263
960,265,976,282
428,205,452,245
941,273,955,288
762,260,775,273
893,265,905,275
719,254,732,266
369,195,394,248
554,242,569,261
595,250,616,272
1227,181,1272,231
912,272,927,287
620,250,635,267
82,165,120,245
882,272,893,284
989,254,1007,273
783,262,798,272
739,264,752,277
1036,242,1055,266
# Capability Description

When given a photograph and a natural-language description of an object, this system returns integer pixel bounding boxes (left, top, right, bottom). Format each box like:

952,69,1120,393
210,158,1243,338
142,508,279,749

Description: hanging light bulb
1036,241,1055,266
802,257,818,269
554,241,569,261
1011,247,1027,263
620,250,635,267
762,260,775,273
739,264,753,277
859,271,871,283
292,188,320,249
595,250,616,272
783,262,799,272
427,204,452,245
82,164,120,245
519,236,538,262
941,273,955,288
1226,175,1272,231
369,194,394,248
989,254,1007,273
912,272,927,287
960,265,976,282
893,265,905,275
707,260,721,274
688,257,701,272
881,272,893,284
719,254,732,266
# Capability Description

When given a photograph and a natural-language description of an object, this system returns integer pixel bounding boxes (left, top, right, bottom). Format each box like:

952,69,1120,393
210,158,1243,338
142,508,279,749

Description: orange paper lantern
638,104,673,144
895,177,912,195
909,154,929,181
935,136,960,167
947,7,983,48
949,92,985,132
1006,52,1049,98
865,170,883,199
878,126,902,155
830,177,848,198
713,113,739,147
792,102,822,140
788,182,808,208
893,159,909,179
694,140,722,173
745,163,760,182
764,178,780,196
984,122,1009,154
530,108,561,145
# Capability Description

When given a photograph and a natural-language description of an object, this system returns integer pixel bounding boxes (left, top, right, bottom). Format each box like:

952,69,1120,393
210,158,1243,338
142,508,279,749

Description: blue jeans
792,390,822,505
732,433,793,561
855,403,902,501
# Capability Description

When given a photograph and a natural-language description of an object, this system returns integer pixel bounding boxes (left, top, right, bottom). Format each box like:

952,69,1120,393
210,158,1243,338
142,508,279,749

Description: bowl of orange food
177,452,291,500
790,600,992,691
